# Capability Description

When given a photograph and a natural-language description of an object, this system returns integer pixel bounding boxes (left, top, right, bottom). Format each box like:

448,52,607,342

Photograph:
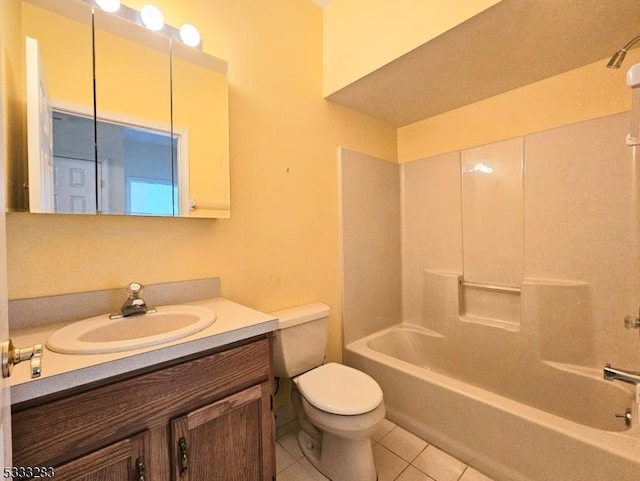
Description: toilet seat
295,363,383,415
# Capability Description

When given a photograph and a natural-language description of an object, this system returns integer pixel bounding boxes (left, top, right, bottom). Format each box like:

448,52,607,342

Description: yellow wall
398,49,640,162
5,0,397,364
322,0,501,95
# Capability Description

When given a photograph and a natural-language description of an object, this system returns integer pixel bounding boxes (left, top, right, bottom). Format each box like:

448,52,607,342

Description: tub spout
603,364,640,384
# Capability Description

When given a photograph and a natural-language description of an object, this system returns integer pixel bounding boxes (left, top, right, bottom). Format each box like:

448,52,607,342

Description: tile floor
276,418,496,481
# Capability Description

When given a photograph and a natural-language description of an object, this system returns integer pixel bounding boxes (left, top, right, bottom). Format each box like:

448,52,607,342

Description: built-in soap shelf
422,270,592,366
459,279,521,331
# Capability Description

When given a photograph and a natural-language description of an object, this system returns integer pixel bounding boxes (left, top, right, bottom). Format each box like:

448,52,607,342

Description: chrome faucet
110,282,156,319
603,364,640,385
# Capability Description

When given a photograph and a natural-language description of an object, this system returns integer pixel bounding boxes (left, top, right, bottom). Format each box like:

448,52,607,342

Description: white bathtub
345,325,640,481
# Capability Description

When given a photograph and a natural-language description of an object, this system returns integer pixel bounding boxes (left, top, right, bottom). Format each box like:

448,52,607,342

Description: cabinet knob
1,339,43,378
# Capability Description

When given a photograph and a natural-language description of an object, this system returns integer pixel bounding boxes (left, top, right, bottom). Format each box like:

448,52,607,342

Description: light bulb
179,24,201,47
140,5,164,31
96,0,120,13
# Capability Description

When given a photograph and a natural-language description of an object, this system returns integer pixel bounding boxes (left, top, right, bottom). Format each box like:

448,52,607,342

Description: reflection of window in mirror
52,109,187,216
128,178,177,216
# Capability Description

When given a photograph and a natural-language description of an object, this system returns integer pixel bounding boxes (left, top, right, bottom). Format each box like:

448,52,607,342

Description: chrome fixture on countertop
110,282,156,319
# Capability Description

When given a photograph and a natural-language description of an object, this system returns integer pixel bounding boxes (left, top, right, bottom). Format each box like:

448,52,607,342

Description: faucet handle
624,315,640,330
126,282,144,298
615,408,633,426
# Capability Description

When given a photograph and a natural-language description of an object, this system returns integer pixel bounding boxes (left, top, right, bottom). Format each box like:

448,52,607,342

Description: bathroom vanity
8,290,277,481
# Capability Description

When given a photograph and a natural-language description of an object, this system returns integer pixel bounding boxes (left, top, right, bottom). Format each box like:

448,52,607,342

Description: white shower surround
339,112,640,481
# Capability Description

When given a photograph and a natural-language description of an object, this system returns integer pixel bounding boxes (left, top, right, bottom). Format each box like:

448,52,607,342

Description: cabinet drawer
12,336,271,467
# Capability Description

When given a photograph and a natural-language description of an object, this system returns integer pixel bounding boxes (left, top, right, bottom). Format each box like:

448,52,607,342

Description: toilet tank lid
270,302,330,329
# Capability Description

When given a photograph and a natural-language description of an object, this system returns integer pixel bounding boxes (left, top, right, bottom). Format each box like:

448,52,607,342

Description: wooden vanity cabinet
170,382,272,480
53,431,149,481
11,335,275,481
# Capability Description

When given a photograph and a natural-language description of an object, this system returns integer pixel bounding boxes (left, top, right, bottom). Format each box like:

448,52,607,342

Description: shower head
607,35,640,69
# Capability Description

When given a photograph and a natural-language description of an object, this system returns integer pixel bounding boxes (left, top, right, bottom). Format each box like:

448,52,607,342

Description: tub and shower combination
344,273,640,481
339,115,640,481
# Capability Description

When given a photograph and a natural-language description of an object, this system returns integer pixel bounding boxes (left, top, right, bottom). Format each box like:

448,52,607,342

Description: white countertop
10,297,277,405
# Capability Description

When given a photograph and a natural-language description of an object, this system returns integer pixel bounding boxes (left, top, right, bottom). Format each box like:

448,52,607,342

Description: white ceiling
326,0,640,126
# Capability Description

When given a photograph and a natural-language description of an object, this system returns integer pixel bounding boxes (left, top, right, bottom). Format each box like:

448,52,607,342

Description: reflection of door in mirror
25,37,54,213
23,1,94,213
53,157,97,214
50,110,96,213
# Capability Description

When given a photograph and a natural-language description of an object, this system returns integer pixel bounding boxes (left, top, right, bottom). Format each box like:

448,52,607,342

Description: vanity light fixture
179,24,201,48
140,4,164,31
95,0,120,13
85,0,203,50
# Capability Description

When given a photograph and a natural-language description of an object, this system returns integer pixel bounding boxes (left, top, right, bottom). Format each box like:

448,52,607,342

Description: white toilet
272,303,385,481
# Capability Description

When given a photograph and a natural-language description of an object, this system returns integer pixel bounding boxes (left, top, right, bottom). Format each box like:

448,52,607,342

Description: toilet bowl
294,363,385,480
271,303,385,481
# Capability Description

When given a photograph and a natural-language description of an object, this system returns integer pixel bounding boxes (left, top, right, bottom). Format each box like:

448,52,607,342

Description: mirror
21,0,230,218
23,0,94,213
93,7,175,216
172,44,230,217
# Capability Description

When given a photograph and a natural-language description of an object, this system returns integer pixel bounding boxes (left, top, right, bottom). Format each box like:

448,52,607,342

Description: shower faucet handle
624,314,640,330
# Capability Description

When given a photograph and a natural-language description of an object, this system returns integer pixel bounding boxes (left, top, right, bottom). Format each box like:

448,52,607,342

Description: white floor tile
396,465,437,481
276,418,489,481
412,445,466,481
460,467,495,481
373,444,410,481
278,429,304,460
297,457,331,481
379,425,428,462
372,417,397,442
277,461,318,481
275,442,296,474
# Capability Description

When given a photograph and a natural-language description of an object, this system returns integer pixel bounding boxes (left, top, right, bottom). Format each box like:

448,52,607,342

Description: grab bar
459,280,521,293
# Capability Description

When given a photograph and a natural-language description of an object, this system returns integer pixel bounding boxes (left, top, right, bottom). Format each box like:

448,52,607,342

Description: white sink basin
46,305,216,354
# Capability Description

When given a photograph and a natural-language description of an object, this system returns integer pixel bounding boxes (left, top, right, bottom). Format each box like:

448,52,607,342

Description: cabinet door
50,431,148,481
170,381,274,481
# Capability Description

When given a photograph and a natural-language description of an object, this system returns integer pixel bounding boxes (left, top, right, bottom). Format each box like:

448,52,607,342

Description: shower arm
608,35,640,146
607,35,640,69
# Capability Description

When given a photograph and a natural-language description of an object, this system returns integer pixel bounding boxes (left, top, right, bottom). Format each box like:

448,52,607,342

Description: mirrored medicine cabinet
18,0,230,218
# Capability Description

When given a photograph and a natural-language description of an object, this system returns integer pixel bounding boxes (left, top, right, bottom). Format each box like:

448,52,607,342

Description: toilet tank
271,303,330,378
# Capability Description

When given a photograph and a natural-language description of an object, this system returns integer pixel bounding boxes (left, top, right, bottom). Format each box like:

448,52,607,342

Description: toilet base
297,429,378,481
